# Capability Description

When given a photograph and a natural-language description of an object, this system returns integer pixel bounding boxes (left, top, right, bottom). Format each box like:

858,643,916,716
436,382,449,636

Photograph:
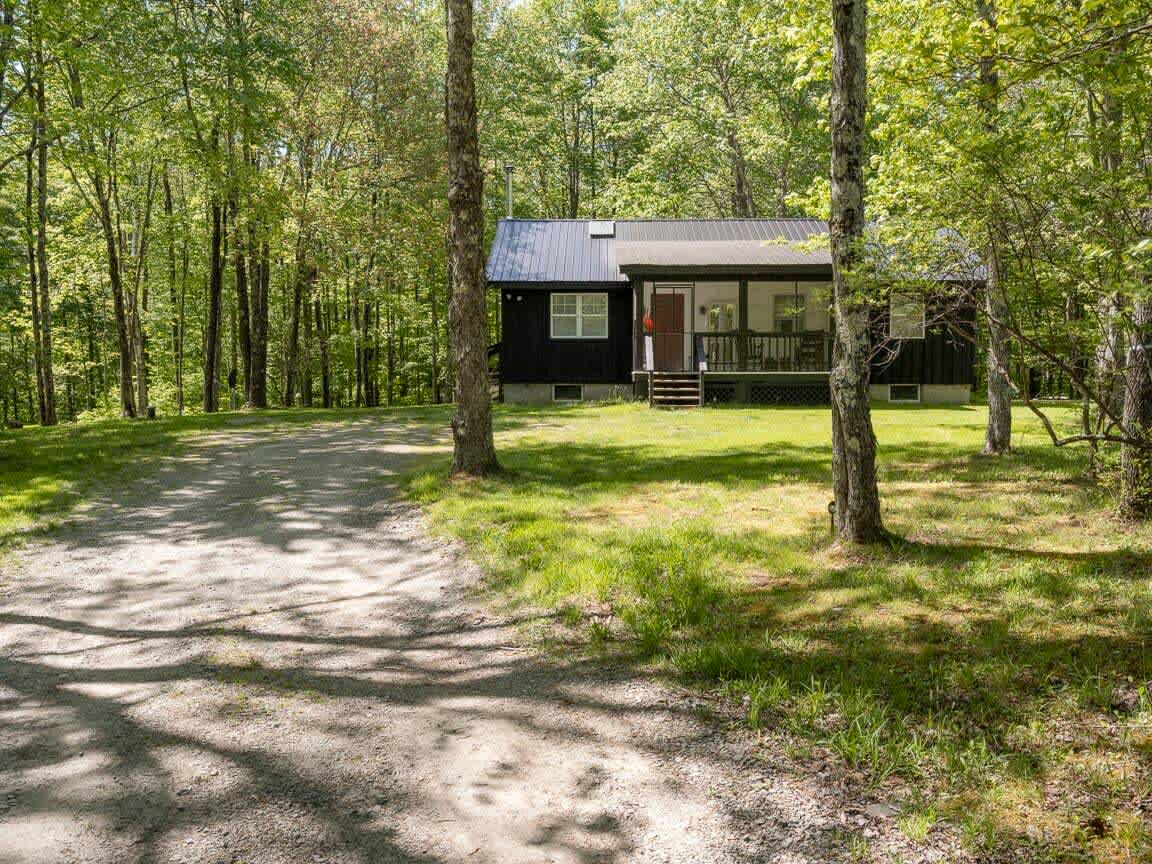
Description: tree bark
24,135,47,424
203,201,224,412
94,180,136,418
232,203,253,406
315,294,330,408
430,272,442,403
32,54,55,425
977,0,1012,455
25,37,56,426
1120,298,1152,517
829,0,885,544
163,169,184,415
983,248,1013,453
249,236,269,408
445,0,498,475
284,238,311,407
302,289,314,408
1119,190,1152,520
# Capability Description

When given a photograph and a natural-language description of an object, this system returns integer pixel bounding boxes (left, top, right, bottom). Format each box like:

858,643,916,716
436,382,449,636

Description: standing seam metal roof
485,218,831,284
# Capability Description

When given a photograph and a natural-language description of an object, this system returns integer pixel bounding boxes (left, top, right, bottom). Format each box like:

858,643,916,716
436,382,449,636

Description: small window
890,294,925,339
889,384,921,403
553,384,583,402
551,293,608,339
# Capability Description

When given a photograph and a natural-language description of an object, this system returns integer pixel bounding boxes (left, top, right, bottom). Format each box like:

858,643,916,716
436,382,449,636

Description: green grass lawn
410,402,1152,863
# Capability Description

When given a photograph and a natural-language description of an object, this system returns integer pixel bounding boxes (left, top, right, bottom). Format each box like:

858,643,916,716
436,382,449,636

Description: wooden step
649,370,702,408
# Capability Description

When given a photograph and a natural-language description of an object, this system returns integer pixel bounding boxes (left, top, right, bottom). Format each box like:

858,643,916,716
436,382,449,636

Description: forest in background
1,0,1150,439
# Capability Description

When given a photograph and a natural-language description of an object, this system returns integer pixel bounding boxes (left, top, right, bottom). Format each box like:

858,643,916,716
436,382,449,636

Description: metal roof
484,218,984,284
614,240,830,274
485,218,829,284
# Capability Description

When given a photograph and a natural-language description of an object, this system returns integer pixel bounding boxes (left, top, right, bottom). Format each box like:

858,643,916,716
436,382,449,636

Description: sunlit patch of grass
412,401,1152,861
897,799,938,841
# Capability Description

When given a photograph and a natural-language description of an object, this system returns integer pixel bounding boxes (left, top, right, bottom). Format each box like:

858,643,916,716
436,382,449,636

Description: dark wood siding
498,285,632,384
870,304,976,386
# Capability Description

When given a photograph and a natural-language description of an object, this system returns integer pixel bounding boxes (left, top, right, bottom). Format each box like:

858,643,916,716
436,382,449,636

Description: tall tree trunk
430,272,442,403
829,0,884,544
163,169,185,415
1090,37,1127,421
24,137,47,424
983,249,1013,453
301,290,313,407
203,201,224,412
232,203,253,405
129,168,155,415
387,304,396,407
95,183,136,418
727,131,757,218
977,0,1012,454
445,0,498,475
32,57,55,425
284,239,310,407
249,237,269,407
1120,297,1152,517
352,292,363,407
315,294,330,408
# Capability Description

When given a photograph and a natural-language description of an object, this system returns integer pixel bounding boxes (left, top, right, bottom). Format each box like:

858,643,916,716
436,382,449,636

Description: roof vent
588,220,615,238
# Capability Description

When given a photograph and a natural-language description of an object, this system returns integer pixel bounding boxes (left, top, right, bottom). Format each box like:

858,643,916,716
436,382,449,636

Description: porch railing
695,331,833,373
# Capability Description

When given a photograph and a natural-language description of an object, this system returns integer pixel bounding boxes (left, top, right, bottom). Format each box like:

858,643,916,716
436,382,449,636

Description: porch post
737,277,749,371
632,278,643,371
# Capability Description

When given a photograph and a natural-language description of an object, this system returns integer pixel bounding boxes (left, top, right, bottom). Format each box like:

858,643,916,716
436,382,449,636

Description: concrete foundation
503,382,634,404
868,384,971,404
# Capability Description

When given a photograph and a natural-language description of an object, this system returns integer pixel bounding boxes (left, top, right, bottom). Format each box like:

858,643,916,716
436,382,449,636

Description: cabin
485,218,978,407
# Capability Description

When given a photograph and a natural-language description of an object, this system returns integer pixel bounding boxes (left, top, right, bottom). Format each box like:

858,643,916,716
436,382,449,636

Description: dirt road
0,416,839,864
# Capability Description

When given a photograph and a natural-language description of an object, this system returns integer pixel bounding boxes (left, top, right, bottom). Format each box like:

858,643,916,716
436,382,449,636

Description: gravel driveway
0,415,846,864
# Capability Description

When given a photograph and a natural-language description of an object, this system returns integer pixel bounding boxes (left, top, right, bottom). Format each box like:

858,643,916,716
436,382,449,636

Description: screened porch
634,279,834,374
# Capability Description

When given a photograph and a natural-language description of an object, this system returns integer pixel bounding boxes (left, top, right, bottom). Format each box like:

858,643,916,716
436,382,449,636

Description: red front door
652,293,685,371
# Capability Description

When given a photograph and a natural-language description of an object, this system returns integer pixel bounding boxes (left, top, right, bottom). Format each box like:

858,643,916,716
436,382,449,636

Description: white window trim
552,384,584,402
889,384,922,403
890,294,926,340
550,292,609,340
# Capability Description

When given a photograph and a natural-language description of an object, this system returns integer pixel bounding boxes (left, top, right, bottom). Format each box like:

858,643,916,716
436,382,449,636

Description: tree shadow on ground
0,412,822,864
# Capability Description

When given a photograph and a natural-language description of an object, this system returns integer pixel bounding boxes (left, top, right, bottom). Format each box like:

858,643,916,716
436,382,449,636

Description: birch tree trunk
445,0,498,476
829,0,885,544
978,0,1012,455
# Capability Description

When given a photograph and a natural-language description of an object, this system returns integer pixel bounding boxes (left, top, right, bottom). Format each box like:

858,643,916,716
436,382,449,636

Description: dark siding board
500,286,632,384
869,305,976,386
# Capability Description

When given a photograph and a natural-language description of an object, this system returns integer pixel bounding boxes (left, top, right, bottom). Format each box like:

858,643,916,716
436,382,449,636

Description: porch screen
550,293,608,339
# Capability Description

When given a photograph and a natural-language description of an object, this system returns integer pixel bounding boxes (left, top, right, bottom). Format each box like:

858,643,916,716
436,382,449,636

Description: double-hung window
550,293,608,339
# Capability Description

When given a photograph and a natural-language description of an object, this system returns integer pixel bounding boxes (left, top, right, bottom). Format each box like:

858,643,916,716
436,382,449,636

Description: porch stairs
649,371,703,408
